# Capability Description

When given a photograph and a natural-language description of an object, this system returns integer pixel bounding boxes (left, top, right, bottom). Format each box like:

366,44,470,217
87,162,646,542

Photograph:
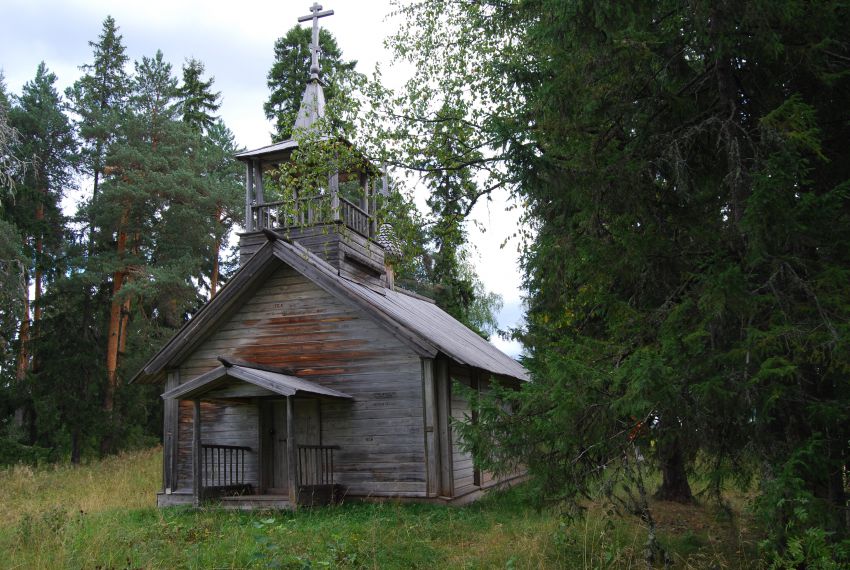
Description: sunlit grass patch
0,446,160,527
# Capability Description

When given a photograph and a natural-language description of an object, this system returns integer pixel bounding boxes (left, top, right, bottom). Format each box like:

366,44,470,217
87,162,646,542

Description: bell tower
236,3,389,288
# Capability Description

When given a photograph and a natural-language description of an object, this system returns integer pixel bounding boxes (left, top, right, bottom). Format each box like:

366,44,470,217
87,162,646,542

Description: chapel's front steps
156,492,293,510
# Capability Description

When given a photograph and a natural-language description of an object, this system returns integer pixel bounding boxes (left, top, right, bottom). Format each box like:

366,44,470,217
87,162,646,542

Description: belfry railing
251,196,374,238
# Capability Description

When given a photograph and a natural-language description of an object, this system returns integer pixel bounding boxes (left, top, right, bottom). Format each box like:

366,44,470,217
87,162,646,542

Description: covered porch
160,357,352,508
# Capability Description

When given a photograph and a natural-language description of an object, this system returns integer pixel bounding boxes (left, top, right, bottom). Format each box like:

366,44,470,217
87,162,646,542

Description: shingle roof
132,236,529,384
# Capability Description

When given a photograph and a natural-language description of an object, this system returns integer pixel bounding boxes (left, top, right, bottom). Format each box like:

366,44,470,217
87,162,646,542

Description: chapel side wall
446,365,525,498
449,364,477,496
175,264,426,497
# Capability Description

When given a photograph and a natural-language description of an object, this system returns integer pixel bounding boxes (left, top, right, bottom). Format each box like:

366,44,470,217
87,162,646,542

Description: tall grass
0,448,756,569
0,446,160,525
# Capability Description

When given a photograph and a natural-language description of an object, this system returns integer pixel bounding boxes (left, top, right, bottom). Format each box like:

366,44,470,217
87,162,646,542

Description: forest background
2,1,850,567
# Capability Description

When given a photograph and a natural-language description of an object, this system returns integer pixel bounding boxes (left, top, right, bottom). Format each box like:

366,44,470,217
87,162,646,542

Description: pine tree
65,15,129,226
9,62,76,347
176,59,241,298
90,50,220,452
199,119,243,298
96,50,179,421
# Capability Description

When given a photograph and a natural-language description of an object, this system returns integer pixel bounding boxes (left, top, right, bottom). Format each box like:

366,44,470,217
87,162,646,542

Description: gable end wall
174,264,426,497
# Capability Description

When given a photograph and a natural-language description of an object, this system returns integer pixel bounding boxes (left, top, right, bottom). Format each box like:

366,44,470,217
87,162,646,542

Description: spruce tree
5,63,76,440
391,0,850,562
264,25,357,141
178,58,220,134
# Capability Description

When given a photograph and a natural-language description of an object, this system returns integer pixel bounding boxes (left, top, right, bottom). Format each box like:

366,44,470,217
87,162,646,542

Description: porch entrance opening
262,399,320,495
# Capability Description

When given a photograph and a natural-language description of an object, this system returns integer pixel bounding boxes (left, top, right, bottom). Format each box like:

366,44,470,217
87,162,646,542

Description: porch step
217,495,293,510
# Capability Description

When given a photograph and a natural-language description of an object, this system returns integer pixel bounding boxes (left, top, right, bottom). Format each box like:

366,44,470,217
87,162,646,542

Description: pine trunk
117,234,138,356
118,295,131,356
655,439,694,504
15,267,30,384
34,201,44,323
210,215,221,298
103,217,129,448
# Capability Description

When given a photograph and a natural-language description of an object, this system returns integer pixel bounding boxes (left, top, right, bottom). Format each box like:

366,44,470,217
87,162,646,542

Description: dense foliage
389,0,850,565
0,17,244,461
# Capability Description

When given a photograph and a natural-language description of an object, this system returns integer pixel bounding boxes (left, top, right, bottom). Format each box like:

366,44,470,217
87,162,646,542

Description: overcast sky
2,0,526,356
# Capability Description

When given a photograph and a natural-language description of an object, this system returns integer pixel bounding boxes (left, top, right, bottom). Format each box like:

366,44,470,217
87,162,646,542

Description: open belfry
133,3,528,509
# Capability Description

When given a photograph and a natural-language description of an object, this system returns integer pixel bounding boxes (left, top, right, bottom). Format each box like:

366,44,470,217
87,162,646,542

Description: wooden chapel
132,2,529,509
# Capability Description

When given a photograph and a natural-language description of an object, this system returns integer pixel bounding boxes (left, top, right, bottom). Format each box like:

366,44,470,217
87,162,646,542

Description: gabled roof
132,235,529,384
161,363,352,401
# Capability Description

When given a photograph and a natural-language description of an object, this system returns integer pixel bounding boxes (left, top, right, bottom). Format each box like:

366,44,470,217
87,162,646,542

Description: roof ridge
392,285,436,304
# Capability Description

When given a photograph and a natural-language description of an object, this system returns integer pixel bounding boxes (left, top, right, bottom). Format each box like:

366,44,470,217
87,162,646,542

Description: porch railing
297,444,339,487
201,444,251,494
251,196,373,238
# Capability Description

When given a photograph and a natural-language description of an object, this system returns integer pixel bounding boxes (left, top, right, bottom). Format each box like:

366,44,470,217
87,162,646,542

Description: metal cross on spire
298,2,334,82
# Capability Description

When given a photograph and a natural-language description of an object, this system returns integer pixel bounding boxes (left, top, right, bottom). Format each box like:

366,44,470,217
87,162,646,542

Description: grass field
0,447,758,569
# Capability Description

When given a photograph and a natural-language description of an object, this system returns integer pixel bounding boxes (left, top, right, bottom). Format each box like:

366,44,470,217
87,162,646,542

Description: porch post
163,370,179,494
255,398,266,494
286,396,298,505
422,358,440,497
329,168,340,221
192,398,202,507
245,162,254,232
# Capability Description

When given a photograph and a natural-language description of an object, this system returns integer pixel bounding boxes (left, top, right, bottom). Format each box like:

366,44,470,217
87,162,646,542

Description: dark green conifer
264,25,357,141
65,15,129,205
178,58,220,134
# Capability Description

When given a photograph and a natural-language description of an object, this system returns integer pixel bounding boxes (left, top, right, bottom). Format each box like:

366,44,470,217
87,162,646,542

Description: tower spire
293,3,334,132
297,2,334,82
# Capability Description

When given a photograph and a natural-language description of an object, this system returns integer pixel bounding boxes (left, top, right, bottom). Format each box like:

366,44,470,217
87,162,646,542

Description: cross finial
297,2,334,82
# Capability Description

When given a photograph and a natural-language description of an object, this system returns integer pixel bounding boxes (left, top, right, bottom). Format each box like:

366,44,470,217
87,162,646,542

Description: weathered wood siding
478,376,496,487
450,368,477,496
444,367,521,496
175,264,425,497
239,224,386,290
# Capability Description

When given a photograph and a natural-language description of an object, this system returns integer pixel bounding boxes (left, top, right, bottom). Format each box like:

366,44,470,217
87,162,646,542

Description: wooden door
265,400,288,494
262,399,321,495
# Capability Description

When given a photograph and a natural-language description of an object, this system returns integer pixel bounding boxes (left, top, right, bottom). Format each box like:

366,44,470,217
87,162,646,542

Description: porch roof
161,362,353,401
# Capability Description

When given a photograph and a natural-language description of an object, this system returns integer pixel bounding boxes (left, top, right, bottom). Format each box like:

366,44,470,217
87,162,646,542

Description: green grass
0,448,758,569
